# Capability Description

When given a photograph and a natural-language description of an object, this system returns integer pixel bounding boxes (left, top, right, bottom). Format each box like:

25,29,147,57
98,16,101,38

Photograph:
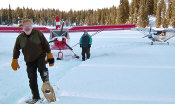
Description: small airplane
132,27,175,45
48,16,136,60
49,21,80,60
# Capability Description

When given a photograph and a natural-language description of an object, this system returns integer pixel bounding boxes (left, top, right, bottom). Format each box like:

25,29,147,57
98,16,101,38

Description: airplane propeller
60,20,65,36
49,20,65,43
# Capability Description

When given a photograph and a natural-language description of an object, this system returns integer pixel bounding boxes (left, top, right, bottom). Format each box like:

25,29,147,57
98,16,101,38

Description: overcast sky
0,0,132,11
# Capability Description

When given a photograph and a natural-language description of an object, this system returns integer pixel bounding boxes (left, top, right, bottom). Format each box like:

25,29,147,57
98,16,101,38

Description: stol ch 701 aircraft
132,27,175,45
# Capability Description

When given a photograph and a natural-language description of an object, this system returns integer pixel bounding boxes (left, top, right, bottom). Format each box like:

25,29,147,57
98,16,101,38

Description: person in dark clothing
80,30,92,61
11,19,54,103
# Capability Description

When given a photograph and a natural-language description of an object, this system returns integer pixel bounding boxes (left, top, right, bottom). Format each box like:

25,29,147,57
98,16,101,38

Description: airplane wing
0,24,136,33
131,28,151,32
161,28,175,33
131,27,159,37
68,24,136,32
131,28,158,33
160,32,175,42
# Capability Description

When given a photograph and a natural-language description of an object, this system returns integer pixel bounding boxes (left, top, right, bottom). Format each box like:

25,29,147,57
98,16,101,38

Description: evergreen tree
129,0,140,24
153,0,158,15
2,9,8,24
156,3,161,28
156,0,166,28
146,0,154,15
171,0,175,28
8,4,12,25
137,0,149,27
117,0,129,24
166,0,172,26
161,0,167,28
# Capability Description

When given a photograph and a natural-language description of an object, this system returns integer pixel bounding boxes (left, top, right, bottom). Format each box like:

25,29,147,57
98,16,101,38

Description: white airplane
132,27,175,45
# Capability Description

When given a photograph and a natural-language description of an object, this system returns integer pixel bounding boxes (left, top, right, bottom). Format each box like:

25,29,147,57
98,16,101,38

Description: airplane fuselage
148,32,175,42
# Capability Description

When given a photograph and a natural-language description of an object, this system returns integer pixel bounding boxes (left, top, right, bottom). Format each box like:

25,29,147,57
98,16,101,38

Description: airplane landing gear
167,42,169,45
151,42,154,45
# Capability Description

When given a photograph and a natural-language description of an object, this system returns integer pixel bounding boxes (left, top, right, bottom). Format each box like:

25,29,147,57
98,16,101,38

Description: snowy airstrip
0,30,175,104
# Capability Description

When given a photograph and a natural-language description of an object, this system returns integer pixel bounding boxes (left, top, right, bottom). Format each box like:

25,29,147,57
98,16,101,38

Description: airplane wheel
167,42,169,45
151,42,153,45
57,58,62,60
57,51,63,60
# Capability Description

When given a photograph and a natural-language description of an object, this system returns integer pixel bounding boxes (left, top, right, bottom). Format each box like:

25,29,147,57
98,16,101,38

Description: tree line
0,0,175,28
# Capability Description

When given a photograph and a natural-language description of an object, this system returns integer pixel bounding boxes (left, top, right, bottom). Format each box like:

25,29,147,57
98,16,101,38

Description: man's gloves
80,44,82,48
46,53,54,67
88,44,91,48
11,59,20,71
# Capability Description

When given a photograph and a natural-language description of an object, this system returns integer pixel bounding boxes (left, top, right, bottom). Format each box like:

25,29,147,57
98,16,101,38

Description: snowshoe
41,82,56,102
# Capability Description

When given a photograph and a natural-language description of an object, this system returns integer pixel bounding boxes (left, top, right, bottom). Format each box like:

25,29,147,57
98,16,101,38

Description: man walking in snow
11,19,54,103
80,29,92,61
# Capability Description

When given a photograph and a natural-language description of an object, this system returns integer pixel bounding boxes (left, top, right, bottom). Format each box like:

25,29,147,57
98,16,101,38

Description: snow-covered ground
0,30,175,104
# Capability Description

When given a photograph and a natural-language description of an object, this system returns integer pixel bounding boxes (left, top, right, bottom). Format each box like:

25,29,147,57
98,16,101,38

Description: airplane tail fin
56,16,60,29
